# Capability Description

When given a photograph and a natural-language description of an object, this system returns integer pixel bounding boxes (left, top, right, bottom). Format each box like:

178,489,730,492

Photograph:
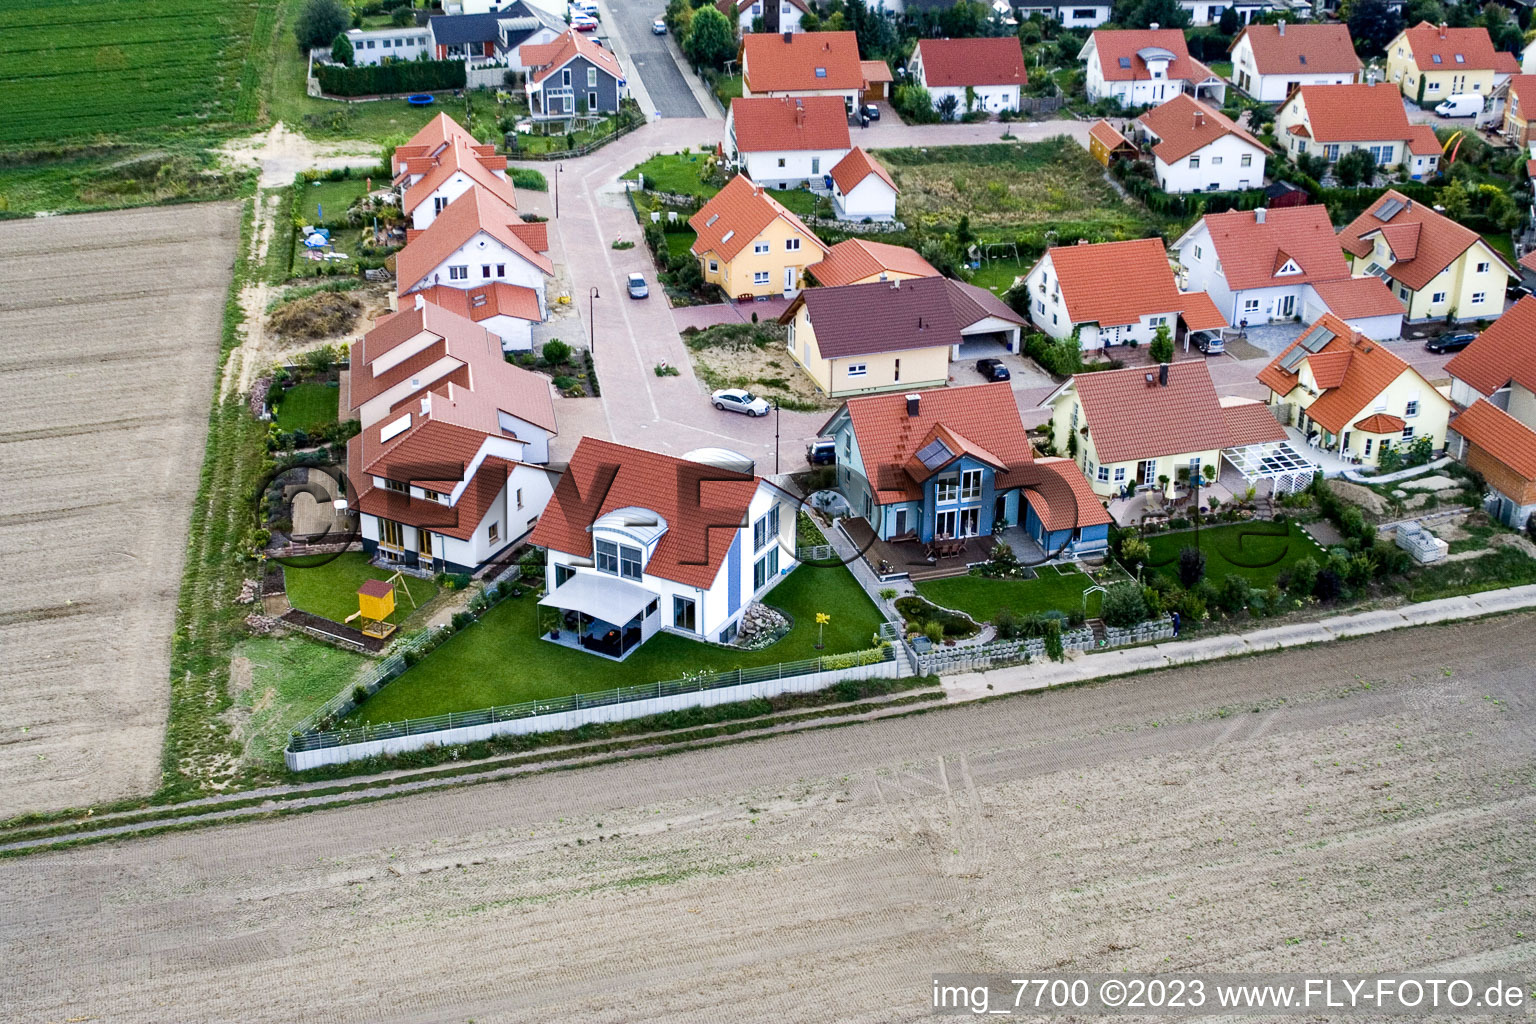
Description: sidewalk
942,584,1536,700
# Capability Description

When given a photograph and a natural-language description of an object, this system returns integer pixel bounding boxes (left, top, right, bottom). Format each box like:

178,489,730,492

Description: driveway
598,0,708,118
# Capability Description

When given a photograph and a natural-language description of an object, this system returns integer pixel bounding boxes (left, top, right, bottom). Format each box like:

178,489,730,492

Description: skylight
721,229,735,243
815,67,826,77
1298,54,1307,65
705,213,719,227
1118,56,1131,68
1455,54,1465,63
1431,54,1442,63
471,293,488,307
915,438,954,470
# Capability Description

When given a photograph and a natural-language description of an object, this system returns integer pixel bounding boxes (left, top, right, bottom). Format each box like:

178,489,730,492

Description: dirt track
0,204,240,816
2,616,1533,1022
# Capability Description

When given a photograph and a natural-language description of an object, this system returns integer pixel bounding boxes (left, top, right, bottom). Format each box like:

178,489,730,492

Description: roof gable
806,239,937,287
916,37,1027,88
1287,83,1413,144
1443,294,1536,397
1339,189,1504,290
829,147,896,194
688,174,826,262
1197,205,1349,291
1087,29,1213,84
1256,314,1434,434
396,185,553,292
525,30,624,84
1401,21,1500,72
1042,238,1185,327
1055,361,1232,464
1451,399,1536,480
1135,93,1270,163
742,31,863,92
402,136,517,215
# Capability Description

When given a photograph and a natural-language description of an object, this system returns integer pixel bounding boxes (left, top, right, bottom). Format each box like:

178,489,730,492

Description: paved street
599,0,708,118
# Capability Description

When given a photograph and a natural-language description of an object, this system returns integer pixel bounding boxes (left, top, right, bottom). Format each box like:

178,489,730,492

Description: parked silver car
711,388,771,416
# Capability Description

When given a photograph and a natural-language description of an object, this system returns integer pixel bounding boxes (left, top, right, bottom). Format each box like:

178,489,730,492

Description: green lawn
233,635,366,768
917,563,1109,621
1208,61,1234,80
966,257,1028,295
1143,519,1320,588
714,73,743,106
626,152,721,196
274,380,339,431
664,230,697,262
1483,232,1516,265
283,552,440,627
352,564,885,723
297,178,368,224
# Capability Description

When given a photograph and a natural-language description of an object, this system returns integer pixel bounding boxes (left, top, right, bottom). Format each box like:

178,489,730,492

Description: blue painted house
819,383,1111,560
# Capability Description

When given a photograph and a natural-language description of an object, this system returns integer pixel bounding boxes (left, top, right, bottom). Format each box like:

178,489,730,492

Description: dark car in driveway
976,357,1010,381
1189,330,1224,355
1425,332,1476,353
806,439,836,465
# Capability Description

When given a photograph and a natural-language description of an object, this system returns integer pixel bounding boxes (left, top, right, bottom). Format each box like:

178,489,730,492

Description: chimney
1193,110,1205,128
1405,198,1413,210
1158,363,1169,387
1278,18,1285,35
1254,207,1266,224
421,393,432,416
414,292,426,310
906,393,921,417
783,29,792,43
1439,21,1448,38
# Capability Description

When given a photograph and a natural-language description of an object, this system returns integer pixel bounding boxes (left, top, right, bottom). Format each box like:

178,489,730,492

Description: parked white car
1435,94,1484,118
711,388,771,417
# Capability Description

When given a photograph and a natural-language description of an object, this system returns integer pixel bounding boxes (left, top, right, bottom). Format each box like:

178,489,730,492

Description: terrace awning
539,572,655,626
1224,440,1320,495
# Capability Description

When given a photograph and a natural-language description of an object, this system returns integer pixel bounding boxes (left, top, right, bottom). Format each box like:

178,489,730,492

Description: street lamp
588,286,600,351
555,163,562,218
773,399,781,475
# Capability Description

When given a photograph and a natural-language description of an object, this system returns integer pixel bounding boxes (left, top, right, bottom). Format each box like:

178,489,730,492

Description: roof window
815,66,826,77
721,229,735,243
705,213,719,227
1454,53,1465,62
1298,54,1306,65
1118,56,1131,68
1431,54,1442,63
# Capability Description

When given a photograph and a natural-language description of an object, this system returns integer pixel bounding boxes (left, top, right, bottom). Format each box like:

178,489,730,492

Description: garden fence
1102,617,1176,647
916,625,1094,675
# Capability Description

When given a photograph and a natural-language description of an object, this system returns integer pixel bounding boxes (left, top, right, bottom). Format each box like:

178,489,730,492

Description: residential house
781,276,1026,397
341,26,433,66
1132,94,1270,193
1015,1,1112,29
1041,360,1287,498
725,96,851,190
409,282,542,351
427,3,565,70
820,383,1111,554
688,174,829,298
1447,399,1536,528
1079,29,1227,108
1443,295,1536,424
828,147,898,221
807,239,938,287
1228,21,1361,102
1387,21,1502,106
742,30,866,112
396,185,553,312
1087,119,1138,166
347,296,558,573
398,133,518,231
909,37,1028,116
1257,314,1453,466
1021,238,1227,351
1178,0,1301,26
1273,83,1443,179
530,438,797,655
718,0,810,34
520,30,627,119
1339,189,1516,322
1174,206,1406,338
391,113,486,179
1502,75,1536,145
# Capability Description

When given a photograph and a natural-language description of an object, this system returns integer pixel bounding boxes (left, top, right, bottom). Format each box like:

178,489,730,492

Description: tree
330,33,354,66
1347,0,1403,57
1119,536,1151,575
936,93,960,122
683,7,736,71
1218,5,1240,34
1149,323,1174,364
1334,147,1376,187
296,0,350,51
1110,0,1191,29
391,5,416,26
894,83,938,123
1101,584,1149,627
1177,546,1206,589
1441,177,1470,220
541,338,572,366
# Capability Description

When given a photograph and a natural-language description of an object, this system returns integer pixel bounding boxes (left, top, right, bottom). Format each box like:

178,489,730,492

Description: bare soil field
2,616,1532,1022
0,203,240,816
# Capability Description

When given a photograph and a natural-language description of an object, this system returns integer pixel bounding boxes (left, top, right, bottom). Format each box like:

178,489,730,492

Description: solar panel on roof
1299,325,1334,352
1373,197,1404,222
1280,348,1306,371
915,438,953,470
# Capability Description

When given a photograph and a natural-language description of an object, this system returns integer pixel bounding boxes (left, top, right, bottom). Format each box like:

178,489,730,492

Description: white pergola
1224,441,1320,495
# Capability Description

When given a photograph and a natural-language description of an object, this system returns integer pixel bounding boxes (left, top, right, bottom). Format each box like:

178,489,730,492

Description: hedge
316,60,466,98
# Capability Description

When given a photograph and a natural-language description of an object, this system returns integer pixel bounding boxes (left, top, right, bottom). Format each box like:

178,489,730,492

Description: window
1211,156,1223,166
1194,245,1203,261
487,521,500,544
847,362,867,377
434,196,448,213
674,596,697,631
1037,300,1044,315
1097,465,1110,482
753,548,779,590
1149,315,1167,327
1240,153,1252,167
595,538,618,574
1243,298,1261,314
449,265,468,280
482,265,492,279
1404,400,1419,418
753,504,780,551
708,259,719,273
814,67,826,78
554,563,575,587
935,509,957,537
935,474,958,502
381,520,403,548
1295,139,1307,154
515,487,524,509
786,238,801,251
1401,426,1415,441
754,240,770,254
1432,291,1447,303
811,158,820,174
1476,261,1490,273
421,488,443,503
1428,81,1440,91
751,1,761,11
588,92,598,110
646,598,658,617
753,271,770,285
384,478,408,494
587,67,597,87
1323,144,1340,161
1114,467,1126,482
1471,291,1486,304
618,544,642,580
777,157,786,167
1188,155,1200,169
1399,286,1409,300
960,469,983,500
1431,54,1442,64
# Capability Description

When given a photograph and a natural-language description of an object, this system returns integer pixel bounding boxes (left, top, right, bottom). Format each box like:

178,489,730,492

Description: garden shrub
1286,556,1319,597
1216,574,1249,615
541,338,572,365
1177,546,1206,589
1100,583,1148,627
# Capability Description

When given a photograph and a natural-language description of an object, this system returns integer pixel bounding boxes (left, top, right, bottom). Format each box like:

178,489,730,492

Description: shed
1088,120,1137,167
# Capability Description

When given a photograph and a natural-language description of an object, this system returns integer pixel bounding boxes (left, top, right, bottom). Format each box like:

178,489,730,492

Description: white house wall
408,169,510,230
832,176,897,220
405,231,548,300
741,148,851,189
923,83,1021,114
1152,134,1267,193
482,312,535,352
345,28,433,66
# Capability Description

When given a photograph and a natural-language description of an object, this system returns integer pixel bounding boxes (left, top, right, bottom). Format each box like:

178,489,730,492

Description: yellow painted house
1258,314,1453,466
1387,22,1503,106
1339,190,1516,323
688,174,827,299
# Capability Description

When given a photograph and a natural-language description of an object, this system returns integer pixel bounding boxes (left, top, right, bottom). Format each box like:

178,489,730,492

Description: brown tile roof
1025,457,1113,531
1443,294,1536,397
1402,21,1500,72
528,438,763,589
1406,123,1443,156
391,113,488,177
351,444,522,541
1233,22,1361,76
1135,94,1270,164
823,382,1035,503
1089,119,1133,153
859,58,893,84
524,30,624,85
829,146,895,194
742,31,863,93
396,185,553,292
401,136,517,215
1219,397,1289,447
1353,412,1407,433
1199,205,1350,290
1045,238,1189,328
729,96,851,153
1057,361,1232,464
806,239,937,287
688,174,826,262
784,276,1023,359
1307,275,1405,319
1088,29,1213,84
414,282,542,324
1338,189,1502,291
1256,314,1433,435
1451,399,1536,480
1286,83,1413,144
915,37,1027,88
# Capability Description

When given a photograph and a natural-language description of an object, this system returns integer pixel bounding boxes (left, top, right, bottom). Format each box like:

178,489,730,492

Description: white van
1435,94,1484,118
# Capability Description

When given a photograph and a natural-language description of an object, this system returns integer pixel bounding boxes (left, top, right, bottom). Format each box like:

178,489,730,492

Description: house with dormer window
1079,29,1227,107
396,184,553,314
520,30,627,119
689,174,828,298
529,438,797,656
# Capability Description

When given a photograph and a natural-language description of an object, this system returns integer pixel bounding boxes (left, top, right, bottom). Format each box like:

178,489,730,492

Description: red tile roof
1338,189,1505,291
829,146,895,194
1509,75,1536,121
1451,399,1536,480
915,37,1027,88
823,382,1035,503
523,30,624,85
1353,412,1407,433
1054,360,1232,464
1219,398,1289,447
1495,51,1521,75
1045,238,1195,328
1406,123,1443,156
1443,294,1536,397
1306,275,1405,319
528,438,764,589
391,113,488,177
351,446,522,541
1256,314,1433,435
729,96,851,153
396,185,553,292
1285,83,1413,144
1087,29,1214,84
1179,290,1228,331
1025,457,1113,531
688,174,826,262
742,31,863,93
859,58,893,84
401,136,517,215
806,239,938,287
1089,119,1134,153
414,282,542,324
1135,94,1270,164
509,220,549,253
1402,21,1500,72
1233,22,1361,76
1198,204,1345,290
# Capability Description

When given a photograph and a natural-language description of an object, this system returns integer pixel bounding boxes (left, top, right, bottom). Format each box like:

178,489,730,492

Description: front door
894,508,909,537
1278,293,1296,318
783,266,796,295
995,495,1007,527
